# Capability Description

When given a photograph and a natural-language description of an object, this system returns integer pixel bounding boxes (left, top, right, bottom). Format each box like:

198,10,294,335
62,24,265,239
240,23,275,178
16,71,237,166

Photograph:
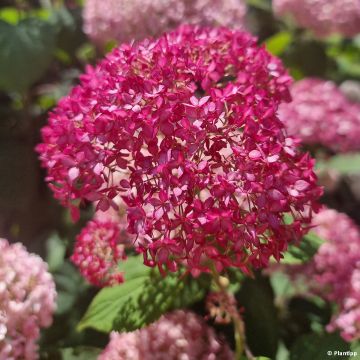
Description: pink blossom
288,209,360,341
99,310,233,360
278,78,360,152
71,218,133,287
273,0,360,38
83,0,246,46
0,239,56,360
37,26,321,275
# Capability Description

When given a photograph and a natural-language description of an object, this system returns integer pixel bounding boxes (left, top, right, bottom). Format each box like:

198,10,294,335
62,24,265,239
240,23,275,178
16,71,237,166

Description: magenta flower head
0,239,56,360
273,0,360,38
71,218,132,287
278,78,360,153
37,26,322,276
83,0,246,46
99,310,233,360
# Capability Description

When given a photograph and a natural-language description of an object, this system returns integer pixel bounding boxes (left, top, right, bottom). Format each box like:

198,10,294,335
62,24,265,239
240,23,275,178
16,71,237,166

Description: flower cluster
273,0,360,38
99,310,233,359
71,217,132,287
37,25,322,276
83,0,246,45
290,209,360,341
0,239,56,360
278,78,360,153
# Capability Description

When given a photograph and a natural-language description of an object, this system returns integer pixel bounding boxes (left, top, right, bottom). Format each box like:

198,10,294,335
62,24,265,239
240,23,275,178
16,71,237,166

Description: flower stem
210,266,245,360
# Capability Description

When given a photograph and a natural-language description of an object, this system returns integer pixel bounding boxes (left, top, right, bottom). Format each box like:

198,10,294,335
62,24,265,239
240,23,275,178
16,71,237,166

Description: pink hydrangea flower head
273,0,360,38
71,219,132,287
288,209,360,341
99,310,233,359
278,78,360,153
83,0,246,46
37,25,322,276
0,239,57,360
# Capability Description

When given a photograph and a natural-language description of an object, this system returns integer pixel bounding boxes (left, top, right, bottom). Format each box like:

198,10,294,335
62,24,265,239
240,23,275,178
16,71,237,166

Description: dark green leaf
236,274,279,358
78,256,209,333
0,18,56,92
290,333,350,360
54,261,88,315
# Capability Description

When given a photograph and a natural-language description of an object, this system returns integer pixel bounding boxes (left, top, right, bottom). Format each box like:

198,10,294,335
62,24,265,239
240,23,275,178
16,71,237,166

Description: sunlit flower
37,25,321,276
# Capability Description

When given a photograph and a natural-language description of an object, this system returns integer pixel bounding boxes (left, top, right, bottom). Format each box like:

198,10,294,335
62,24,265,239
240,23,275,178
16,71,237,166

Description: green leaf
246,0,272,11
0,7,20,24
236,274,279,358
78,256,209,333
290,333,350,360
317,153,360,175
0,7,51,25
0,18,56,93
281,232,325,265
351,341,360,354
54,261,88,315
265,31,292,56
270,271,296,300
59,347,101,360
46,233,66,272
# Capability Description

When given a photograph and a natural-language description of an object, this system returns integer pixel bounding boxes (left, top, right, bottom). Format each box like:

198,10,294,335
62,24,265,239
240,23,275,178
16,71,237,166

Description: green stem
210,266,245,360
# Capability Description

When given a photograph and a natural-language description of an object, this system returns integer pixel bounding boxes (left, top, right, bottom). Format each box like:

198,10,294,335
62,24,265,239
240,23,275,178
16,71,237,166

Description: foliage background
0,0,360,359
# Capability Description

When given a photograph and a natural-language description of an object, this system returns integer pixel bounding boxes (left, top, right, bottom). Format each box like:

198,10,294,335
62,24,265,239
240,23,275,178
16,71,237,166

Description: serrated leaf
0,18,56,92
78,256,210,333
265,31,292,56
281,232,325,265
290,333,350,360
317,153,360,175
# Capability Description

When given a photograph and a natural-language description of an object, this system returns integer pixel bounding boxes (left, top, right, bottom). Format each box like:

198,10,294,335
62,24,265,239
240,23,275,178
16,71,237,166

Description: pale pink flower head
0,239,57,360
288,209,360,341
273,0,360,38
83,0,246,46
99,310,234,360
37,25,322,276
71,218,133,287
278,78,360,153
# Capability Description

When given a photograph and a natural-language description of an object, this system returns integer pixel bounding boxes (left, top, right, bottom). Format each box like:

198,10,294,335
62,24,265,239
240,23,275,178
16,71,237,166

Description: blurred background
1,0,360,359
